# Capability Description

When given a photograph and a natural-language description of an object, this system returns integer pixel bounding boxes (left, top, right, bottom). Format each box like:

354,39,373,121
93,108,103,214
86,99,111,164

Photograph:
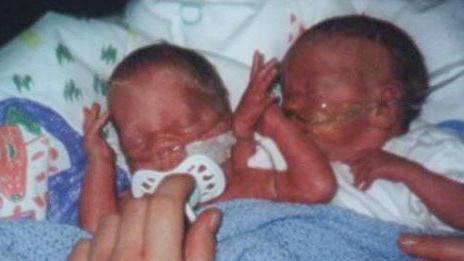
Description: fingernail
399,234,418,246
400,239,417,246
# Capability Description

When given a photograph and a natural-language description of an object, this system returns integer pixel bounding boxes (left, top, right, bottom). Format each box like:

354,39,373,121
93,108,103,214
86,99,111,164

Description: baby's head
281,15,428,161
108,43,232,172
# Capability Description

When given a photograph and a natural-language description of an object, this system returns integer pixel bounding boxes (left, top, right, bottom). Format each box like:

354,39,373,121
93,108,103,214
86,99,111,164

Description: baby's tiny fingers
83,108,92,133
88,111,110,136
264,95,278,107
95,111,111,129
91,103,101,113
254,66,277,95
352,170,363,189
258,58,278,78
351,164,369,190
250,51,262,79
359,177,374,191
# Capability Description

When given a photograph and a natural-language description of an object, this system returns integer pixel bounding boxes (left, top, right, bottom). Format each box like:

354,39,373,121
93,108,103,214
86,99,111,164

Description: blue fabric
214,199,413,261
0,199,417,260
0,98,130,225
0,220,90,261
437,119,464,139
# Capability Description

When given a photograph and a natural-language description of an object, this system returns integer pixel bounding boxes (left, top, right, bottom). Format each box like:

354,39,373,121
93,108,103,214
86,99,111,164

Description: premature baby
80,43,233,231
79,43,335,232
244,15,464,231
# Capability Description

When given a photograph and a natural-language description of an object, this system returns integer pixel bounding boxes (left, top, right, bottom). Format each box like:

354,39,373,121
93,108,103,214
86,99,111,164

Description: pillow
0,12,158,171
348,0,464,123
0,102,70,220
125,0,464,124
0,12,155,223
125,0,355,65
0,12,257,222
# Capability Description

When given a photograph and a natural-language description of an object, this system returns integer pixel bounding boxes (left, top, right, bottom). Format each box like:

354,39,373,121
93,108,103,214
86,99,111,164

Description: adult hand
70,175,222,261
398,233,464,260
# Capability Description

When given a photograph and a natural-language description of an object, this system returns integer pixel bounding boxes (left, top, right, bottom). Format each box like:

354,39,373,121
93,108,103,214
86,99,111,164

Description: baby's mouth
130,151,187,174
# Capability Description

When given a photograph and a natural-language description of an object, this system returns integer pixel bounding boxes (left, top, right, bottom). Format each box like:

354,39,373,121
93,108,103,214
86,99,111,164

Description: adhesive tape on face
131,154,226,204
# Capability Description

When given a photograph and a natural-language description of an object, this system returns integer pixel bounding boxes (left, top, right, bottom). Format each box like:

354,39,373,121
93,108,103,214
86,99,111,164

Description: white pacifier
131,154,226,221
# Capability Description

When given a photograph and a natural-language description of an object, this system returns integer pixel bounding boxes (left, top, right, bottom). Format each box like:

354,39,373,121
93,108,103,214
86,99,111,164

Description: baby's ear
368,86,402,130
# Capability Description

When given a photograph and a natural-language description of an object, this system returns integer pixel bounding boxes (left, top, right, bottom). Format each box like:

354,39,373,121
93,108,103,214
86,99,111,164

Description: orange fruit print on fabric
0,125,27,202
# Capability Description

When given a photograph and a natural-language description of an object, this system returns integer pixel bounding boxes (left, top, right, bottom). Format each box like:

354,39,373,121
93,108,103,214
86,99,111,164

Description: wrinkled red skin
223,51,337,203
278,36,464,231
80,65,284,232
80,37,464,235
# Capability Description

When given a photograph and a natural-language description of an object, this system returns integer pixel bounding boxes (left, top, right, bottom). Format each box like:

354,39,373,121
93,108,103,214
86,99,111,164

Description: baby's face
110,66,231,172
282,35,398,160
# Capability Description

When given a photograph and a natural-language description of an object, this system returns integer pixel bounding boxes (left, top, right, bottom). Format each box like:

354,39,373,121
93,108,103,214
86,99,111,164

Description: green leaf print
7,143,16,158
12,74,33,92
5,106,42,135
56,44,74,65
64,79,83,101
93,75,109,96
101,45,117,65
20,30,41,48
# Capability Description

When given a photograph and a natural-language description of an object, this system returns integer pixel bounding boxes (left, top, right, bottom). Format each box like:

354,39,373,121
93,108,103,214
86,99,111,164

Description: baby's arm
80,104,118,233
349,150,464,230
258,104,337,203
232,52,277,172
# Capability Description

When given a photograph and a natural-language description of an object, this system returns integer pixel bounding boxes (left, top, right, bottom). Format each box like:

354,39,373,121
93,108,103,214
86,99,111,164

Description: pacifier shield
131,155,226,203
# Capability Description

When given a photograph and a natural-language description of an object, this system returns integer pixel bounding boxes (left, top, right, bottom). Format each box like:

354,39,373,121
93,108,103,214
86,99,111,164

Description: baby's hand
83,103,114,162
257,103,287,138
348,149,423,190
233,51,278,139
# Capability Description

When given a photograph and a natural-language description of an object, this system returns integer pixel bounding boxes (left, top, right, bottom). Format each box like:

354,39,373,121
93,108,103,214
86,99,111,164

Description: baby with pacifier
80,43,235,232
79,42,335,233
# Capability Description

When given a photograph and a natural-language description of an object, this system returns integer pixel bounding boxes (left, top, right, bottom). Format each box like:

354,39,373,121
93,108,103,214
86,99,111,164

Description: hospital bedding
0,199,414,260
0,0,463,259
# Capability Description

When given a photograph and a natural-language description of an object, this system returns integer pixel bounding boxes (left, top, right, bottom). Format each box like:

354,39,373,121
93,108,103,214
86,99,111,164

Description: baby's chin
311,134,359,162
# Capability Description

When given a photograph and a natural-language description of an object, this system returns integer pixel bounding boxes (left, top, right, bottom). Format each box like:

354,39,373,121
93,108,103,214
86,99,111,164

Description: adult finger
89,214,121,261
68,240,91,261
185,208,222,261
144,175,195,261
110,197,148,260
398,233,464,260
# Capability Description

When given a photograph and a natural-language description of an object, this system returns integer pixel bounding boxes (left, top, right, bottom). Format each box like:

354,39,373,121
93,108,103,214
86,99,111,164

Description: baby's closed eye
122,135,147,155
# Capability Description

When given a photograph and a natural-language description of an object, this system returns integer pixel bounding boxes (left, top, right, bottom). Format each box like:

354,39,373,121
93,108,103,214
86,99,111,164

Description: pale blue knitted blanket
0,200,414,260
214,199,413,261
0,220,90,260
